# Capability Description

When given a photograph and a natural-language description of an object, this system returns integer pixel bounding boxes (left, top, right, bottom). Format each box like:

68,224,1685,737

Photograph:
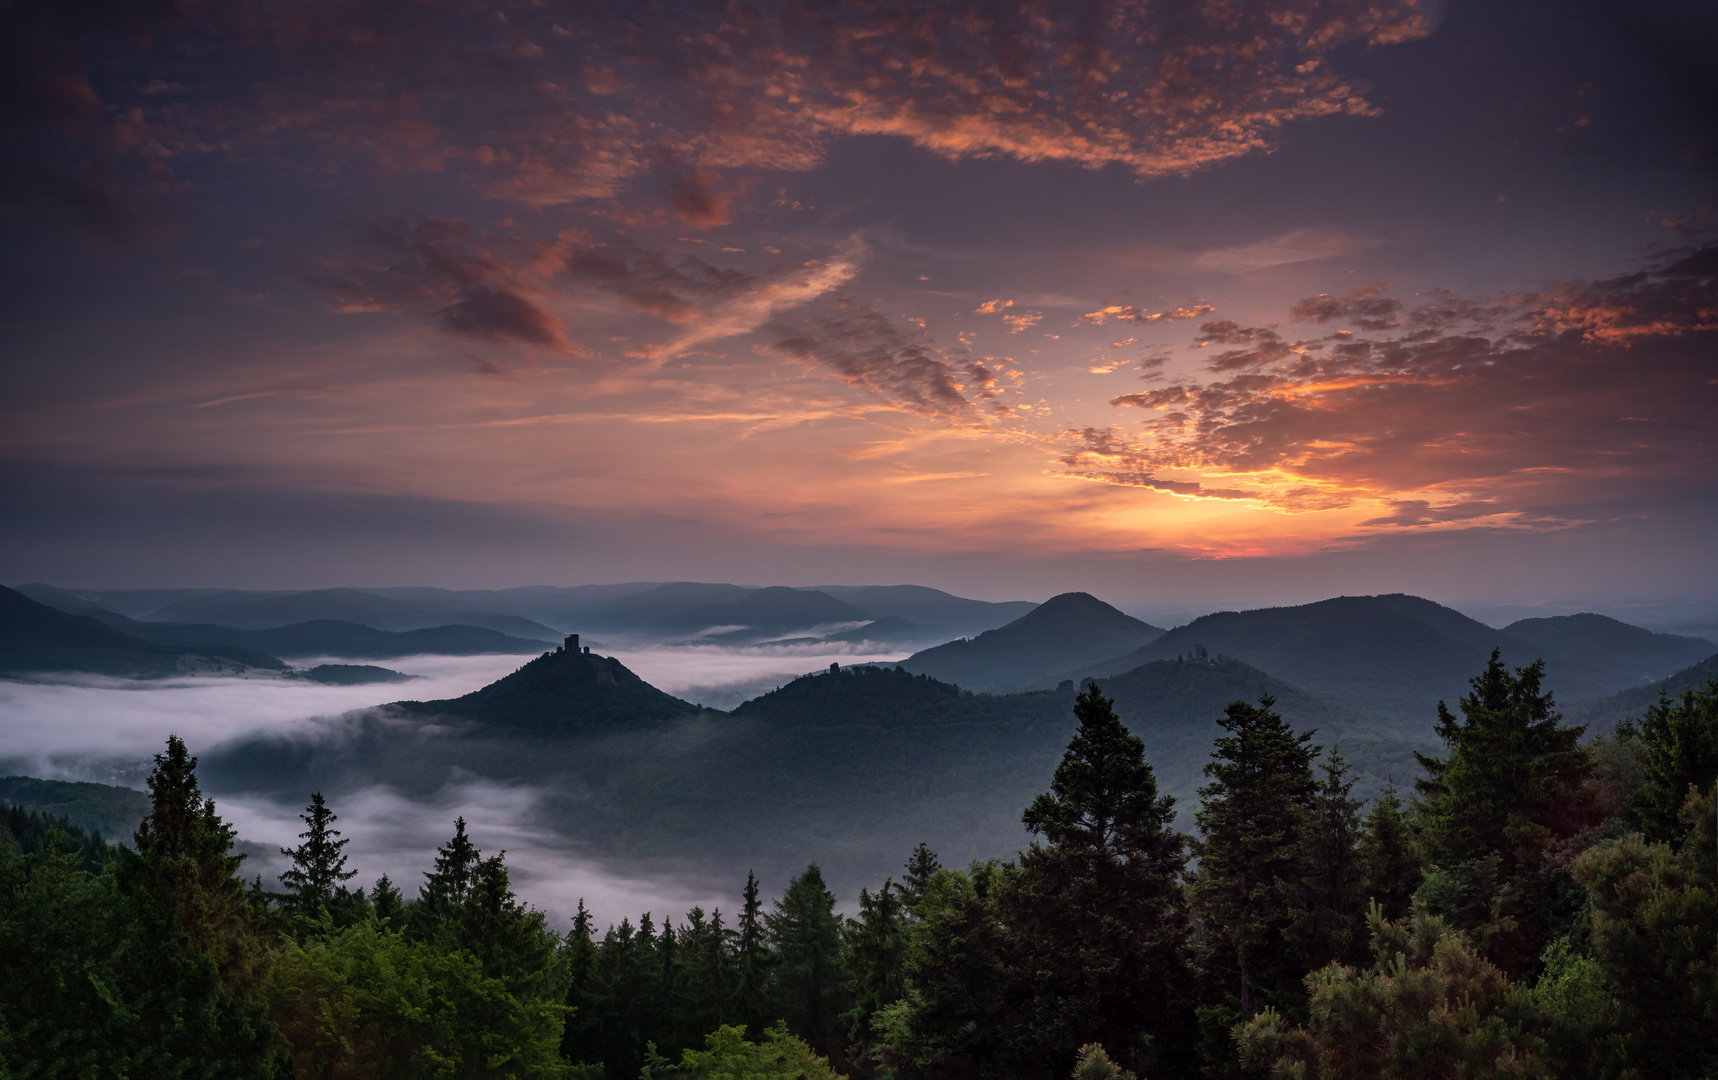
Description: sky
3,0,1715,613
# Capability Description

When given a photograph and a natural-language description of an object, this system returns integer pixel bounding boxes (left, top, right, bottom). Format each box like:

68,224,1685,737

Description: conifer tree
370,873,404,925
900,842,941,914
1004,684,1192,1076
1621,681,1718,845
1356,785,1420,921
1291,750,1366,969
278,791,357,918
733,870,776,1033
844,880,908,1059
770,864,847,1058
414,816,479,938
1413,651,1594,970
1190,695,1318,1065
130,733,269,993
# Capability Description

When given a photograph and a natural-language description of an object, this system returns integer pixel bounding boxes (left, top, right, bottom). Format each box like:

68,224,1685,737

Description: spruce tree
1003,684,1192,1077
414,817,479,938
1622,681,1718,845
900,842,941,914
1291,750,1365,969
278,791,357,918
130,734,269,993
1356,786,1421,921
1190,697,1318,1036
733,870,776,1033
769,864,847,1059
371,873,405,925
1413,651,1594,970
843,880,907,1060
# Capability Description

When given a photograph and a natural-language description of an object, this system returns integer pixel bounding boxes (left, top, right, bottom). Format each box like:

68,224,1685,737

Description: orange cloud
1093,244,1718,522
1083,303,1214,325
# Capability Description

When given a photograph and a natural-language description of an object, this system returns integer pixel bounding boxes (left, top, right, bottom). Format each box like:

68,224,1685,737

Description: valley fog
0,640,911,922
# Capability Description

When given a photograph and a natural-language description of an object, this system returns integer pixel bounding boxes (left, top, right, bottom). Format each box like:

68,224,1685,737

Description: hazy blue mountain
1565,651,1718,734
581,582,759,631
57,608,550,660
1501,613,1713,702
0,586,287,677
296,664,415,685
0,776,151,841
812,585,1037,638
901,592,1164,692
366,582,669,630
1066,594,1713,735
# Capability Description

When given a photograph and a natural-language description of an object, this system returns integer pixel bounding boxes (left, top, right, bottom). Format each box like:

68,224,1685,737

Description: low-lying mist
600,641,910,709
0,640,919,922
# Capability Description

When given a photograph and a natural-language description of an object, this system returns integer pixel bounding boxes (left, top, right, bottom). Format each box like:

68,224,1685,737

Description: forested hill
901,592,1163,692
207,655,1424,900
392,645,705,732
1500,613,1713,701
0,775,151,840
106,616,554,660
1059,593,1710,732
1565,650,1718,733
1094,657,1427,805
0,585,286,677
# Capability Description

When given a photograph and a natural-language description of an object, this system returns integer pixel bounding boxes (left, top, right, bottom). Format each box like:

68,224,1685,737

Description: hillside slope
0,586,285,677
1060,594,1706,733
1564,651,1718,734
393,645,705,732
1502,613,1713,702
902,592,1163,692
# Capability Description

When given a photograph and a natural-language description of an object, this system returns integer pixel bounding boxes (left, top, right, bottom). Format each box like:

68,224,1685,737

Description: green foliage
1619,679,1718,845
1,802,116,873
279,790,359,920
901,842,942,914
674,1022,840,1080
1236,904,1542,1079
1355,785,1420,921
1005,685,1192,1076
768,864,847,1057
1413,652,1595,971
1293,750,1367,970
0,774,152,840
266,916,569,1078
872,865,1011,1078
1071,1043,1136,1080
844,880,908,1062
0,737,279,1077
1574,789,1718,1080
1191,696,1319,1024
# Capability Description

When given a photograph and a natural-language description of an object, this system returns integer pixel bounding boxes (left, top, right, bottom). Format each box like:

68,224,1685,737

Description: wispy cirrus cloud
767,300,979,420
313,213,572,350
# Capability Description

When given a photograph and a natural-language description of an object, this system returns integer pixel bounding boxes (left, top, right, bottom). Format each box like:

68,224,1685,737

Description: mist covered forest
3,653,1716,1080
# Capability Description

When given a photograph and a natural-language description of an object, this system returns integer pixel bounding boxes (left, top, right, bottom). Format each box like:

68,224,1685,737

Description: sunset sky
3,0,1714,613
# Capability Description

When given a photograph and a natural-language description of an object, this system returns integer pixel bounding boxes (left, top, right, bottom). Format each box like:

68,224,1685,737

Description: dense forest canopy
3,657,1715,1078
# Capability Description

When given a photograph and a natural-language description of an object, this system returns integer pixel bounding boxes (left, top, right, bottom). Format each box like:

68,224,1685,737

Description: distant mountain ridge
901,592,1164,692
19,580,1036,649
1052,594,1712,733
0,586,287,677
